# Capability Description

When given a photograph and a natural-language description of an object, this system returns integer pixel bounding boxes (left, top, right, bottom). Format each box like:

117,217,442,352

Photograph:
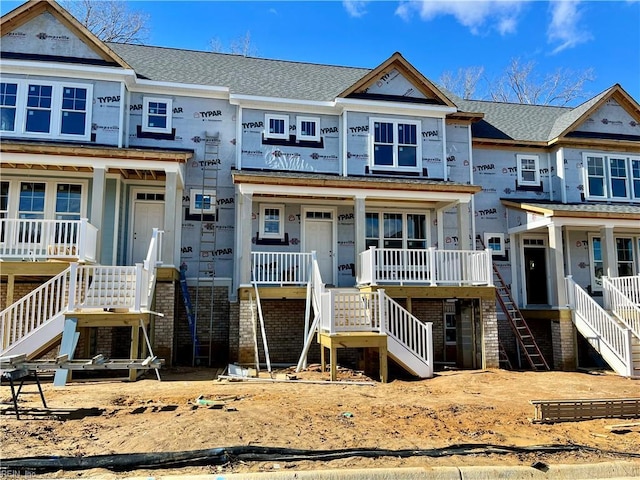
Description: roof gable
1,0,130,68
338,52,456,107
549,85,640,142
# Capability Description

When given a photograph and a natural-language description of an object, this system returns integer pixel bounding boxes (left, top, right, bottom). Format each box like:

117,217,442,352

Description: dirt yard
1,367,639,478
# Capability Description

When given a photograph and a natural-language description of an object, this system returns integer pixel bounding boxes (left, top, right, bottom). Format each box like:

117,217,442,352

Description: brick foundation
175,284,231,365
552,315,577,371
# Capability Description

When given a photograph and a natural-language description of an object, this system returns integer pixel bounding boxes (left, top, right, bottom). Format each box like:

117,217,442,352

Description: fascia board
335,98,456,117
0,59,135,83
238,182,473,203
2,152,184,172
229,94,338,114
129,79,229,99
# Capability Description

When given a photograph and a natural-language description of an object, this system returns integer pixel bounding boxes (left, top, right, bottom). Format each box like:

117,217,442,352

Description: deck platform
318,331,388,383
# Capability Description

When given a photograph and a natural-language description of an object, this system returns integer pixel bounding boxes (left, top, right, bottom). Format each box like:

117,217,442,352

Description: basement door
131,192,165,264
302,208,336,286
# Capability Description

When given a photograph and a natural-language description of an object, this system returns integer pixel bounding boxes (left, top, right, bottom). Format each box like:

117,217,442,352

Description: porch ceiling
233,169,480,203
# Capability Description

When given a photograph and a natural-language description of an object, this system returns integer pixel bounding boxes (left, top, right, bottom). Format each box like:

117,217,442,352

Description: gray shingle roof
108,43,627,145
546,87,614,140
456,99,570,142
107,43,371,102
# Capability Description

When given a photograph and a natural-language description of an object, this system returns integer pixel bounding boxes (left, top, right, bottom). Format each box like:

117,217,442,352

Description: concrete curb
124,461,640,480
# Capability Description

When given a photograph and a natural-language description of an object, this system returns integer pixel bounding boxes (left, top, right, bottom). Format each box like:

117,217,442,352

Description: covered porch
0,140,192,268
233,169,483,290
503,200,640,309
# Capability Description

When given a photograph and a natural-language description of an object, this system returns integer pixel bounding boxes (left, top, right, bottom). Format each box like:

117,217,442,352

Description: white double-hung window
0,80,92,140
583,153,640,201
516,154,540,186
370,118,421,172
142,97,173,133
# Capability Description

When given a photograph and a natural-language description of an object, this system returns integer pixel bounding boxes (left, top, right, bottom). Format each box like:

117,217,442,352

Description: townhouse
1,0,638,381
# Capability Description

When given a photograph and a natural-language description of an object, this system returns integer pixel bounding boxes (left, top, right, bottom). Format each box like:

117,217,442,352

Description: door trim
301,206,337,284
520,235,549,306
128,187,165,264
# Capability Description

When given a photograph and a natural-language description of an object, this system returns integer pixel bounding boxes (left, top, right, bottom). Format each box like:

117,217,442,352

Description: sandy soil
1,367,639,478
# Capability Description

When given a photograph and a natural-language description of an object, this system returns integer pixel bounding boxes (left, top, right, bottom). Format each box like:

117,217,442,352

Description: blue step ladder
179,265,200,365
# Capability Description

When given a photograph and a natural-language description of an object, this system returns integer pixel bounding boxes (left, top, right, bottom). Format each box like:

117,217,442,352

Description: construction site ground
1,367,639,478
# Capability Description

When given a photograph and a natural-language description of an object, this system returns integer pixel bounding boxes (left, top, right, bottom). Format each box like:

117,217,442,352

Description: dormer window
142,97,172,134
369,118,421,172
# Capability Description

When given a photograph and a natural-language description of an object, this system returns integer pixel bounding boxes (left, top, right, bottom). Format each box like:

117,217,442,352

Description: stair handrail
606,275,640,305
139,228,164,310
566,276,632,374
0,266,72,352
382,292,433,376
602,276,640,338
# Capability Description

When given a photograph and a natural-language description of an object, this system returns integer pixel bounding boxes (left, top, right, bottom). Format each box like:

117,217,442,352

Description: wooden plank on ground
531,398,640,423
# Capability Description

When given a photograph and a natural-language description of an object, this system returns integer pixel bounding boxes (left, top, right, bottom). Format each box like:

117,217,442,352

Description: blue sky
2,1,639,104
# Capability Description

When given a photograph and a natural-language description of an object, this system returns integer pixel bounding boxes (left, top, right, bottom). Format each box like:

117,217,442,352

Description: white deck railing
602,276,640,339
0,266,72,350
70,229,164,312
0,229,163,356
566,276,632,377
358,247,492,286
606,275,640,305
0,218,98,262
251,252,313,285
320,290,381,334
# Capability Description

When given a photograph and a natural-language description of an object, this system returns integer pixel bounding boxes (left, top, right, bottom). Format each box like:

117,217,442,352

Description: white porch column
548,224,567,307
354,195,366,276
437,209,445,249
90,166,106,263
509,233,520,306
600,226,618,277
163,171,179,266
457,201,471,250
237,192,253,285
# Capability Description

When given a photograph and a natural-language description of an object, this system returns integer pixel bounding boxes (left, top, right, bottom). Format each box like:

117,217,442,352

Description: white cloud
547,0,592,54
395,0,525,36
343,1,369,18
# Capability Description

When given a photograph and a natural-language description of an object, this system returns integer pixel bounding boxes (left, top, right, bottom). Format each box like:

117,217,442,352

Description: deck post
129,323,140,381
428,247,437,286
133,263,144,311
78,218,88,261
68,263,78,311
485,249,493,286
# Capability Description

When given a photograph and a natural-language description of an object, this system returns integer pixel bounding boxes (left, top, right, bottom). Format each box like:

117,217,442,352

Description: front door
303,209,335,286
132,200,164,264
524,247,548,304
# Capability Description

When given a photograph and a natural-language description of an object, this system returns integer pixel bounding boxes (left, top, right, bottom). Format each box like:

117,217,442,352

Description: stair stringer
572,309,634,377
381,295,433,379
386,336,432,378
0,312,66,359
